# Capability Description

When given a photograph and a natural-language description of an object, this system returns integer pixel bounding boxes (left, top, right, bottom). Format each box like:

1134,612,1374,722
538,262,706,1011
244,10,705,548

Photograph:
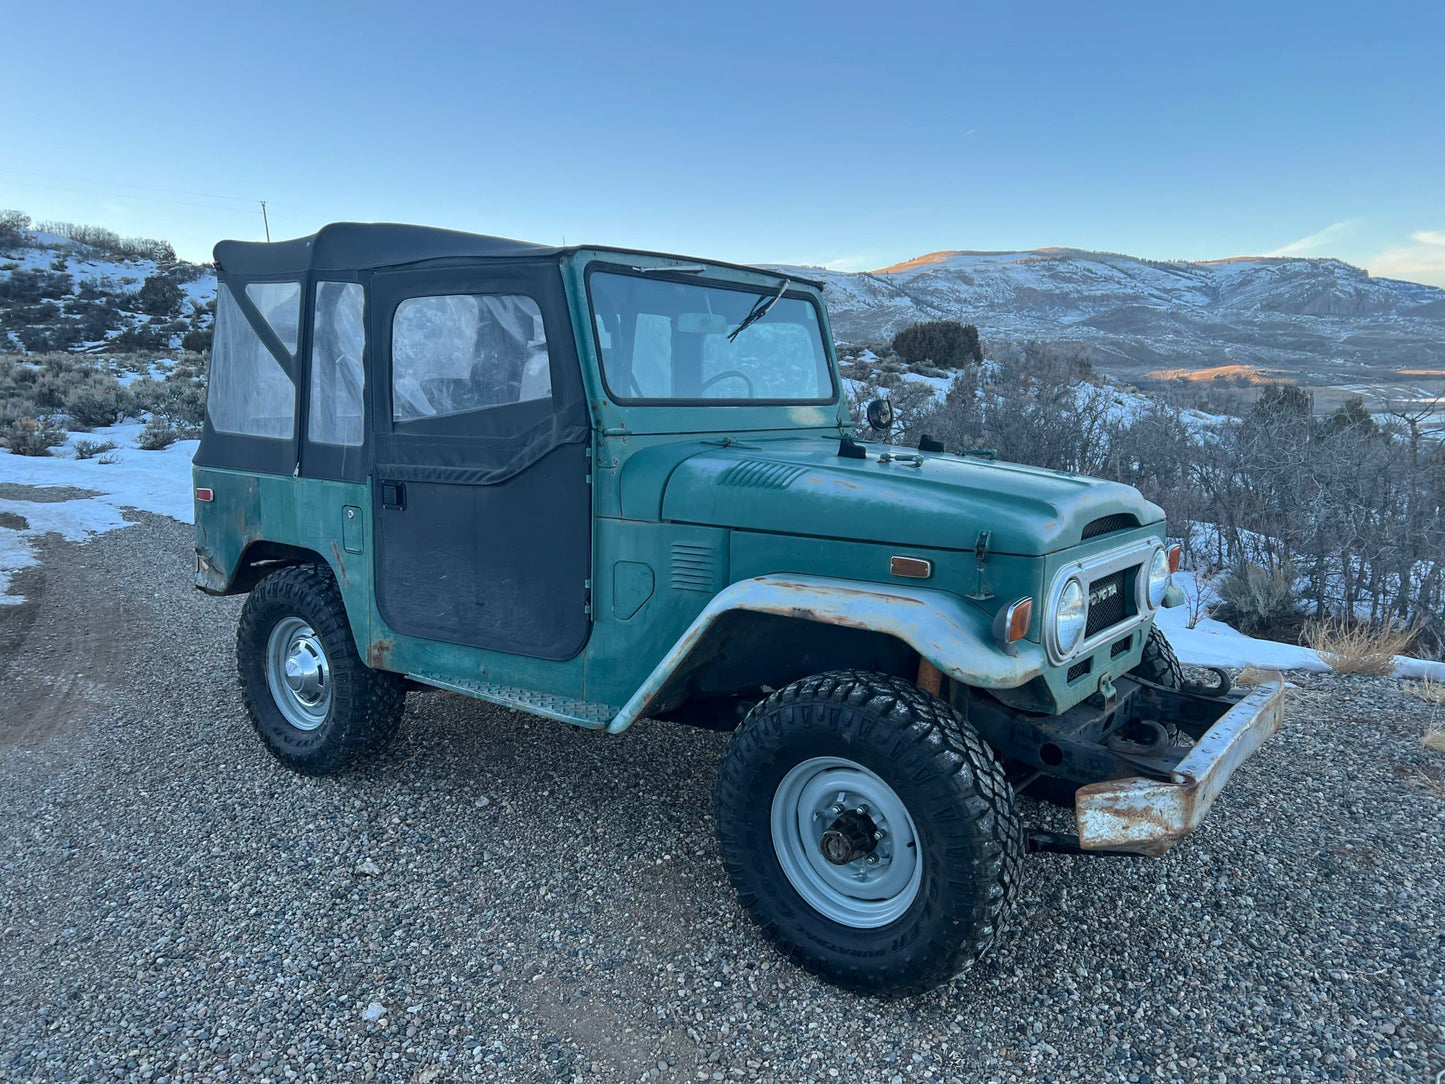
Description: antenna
259,200,271,242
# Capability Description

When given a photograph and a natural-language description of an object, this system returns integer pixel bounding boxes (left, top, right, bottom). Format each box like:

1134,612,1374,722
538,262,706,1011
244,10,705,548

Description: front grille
1084,567,1135,638
1067,658,1092,682
1081,512,1140,540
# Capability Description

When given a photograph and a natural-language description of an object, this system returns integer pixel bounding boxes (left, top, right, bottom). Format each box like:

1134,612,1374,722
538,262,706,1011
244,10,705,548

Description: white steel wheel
770,756,923,928
264,616,332,731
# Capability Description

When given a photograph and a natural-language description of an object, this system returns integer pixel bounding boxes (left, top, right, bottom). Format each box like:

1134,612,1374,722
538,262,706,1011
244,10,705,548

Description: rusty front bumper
1073,677,1286,856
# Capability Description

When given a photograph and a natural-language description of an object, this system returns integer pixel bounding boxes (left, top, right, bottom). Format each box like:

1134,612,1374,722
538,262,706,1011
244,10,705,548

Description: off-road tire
1132,625,1183,688
237,564,405,775
714,670,1023,996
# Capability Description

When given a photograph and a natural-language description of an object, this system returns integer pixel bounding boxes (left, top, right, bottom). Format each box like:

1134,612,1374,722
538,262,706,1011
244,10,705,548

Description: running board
406,672,619,729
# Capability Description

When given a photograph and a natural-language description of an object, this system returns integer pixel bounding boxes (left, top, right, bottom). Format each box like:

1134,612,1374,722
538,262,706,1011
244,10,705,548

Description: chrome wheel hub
265,617,331,731
770,757,922,928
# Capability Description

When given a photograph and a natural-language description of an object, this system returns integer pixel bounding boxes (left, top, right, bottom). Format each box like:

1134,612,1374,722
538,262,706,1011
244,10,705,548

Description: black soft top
213,221,824,287
213,222,559,276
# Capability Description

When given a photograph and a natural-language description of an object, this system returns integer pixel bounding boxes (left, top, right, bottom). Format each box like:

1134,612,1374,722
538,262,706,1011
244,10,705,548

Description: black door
369,261,592,660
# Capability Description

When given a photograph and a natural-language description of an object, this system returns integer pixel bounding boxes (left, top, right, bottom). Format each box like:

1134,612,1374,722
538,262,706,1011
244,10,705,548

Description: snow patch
0,421,196,603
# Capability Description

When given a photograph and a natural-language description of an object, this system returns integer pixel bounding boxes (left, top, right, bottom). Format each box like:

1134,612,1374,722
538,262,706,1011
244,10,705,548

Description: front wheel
714,671,1023,996
237,564,406,775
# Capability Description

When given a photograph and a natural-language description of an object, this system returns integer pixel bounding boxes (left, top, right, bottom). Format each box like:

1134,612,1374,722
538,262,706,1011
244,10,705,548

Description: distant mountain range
771,249,1445,375
5,218,1443,377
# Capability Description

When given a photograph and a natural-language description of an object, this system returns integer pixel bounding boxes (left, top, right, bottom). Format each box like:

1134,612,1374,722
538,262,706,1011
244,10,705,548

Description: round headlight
1146,548,1171,608
1054,578,1087,654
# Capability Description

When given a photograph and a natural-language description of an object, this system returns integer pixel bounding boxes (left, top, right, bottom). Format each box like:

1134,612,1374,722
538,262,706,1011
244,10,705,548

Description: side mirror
866,397,894,432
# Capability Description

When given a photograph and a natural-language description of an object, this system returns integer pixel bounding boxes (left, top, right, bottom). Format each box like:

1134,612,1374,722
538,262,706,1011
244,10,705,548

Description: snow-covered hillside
0,220,215,353
776,247,1445,374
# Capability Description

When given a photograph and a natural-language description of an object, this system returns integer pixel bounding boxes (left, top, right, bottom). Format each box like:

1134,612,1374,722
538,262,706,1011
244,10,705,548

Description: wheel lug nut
874,828,887,840
865,854,880,866
829,803,844,815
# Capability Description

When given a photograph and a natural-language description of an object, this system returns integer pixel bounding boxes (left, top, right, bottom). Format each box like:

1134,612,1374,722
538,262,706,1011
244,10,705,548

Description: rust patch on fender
368,636,395,669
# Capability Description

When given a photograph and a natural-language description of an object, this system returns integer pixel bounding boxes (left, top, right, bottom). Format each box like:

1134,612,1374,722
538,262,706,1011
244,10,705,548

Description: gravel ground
1,507,1442,1084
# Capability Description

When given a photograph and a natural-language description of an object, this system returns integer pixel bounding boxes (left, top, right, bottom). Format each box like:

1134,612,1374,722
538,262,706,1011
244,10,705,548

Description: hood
654,439,1162,556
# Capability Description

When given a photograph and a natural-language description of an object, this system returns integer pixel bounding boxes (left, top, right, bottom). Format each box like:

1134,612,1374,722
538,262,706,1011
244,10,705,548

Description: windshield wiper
727,277,790,342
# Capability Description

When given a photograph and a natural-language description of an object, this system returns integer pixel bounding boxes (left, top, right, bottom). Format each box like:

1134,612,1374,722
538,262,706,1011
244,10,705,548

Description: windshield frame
583,261,839,407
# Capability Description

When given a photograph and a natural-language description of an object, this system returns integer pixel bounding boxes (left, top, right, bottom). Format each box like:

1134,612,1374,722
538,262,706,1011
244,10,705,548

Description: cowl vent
716,458,807,490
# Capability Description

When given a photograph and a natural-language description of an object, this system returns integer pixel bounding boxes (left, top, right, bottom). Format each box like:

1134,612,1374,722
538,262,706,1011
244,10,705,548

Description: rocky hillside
774,248,1445,375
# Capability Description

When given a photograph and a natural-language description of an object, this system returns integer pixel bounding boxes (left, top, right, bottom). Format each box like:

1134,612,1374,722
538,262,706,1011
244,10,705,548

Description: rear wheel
237,564,406,775
714,671,1023,996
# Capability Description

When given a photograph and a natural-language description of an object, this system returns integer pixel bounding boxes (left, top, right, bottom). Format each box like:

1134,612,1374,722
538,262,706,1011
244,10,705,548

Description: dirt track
0,500,1442,1083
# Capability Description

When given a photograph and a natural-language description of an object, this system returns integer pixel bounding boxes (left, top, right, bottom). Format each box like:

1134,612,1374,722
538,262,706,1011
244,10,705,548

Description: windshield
588,269,835,402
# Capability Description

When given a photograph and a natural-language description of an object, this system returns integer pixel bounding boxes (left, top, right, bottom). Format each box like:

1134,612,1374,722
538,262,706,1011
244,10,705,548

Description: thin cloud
1268,220,1357,257
1366,229,1445,287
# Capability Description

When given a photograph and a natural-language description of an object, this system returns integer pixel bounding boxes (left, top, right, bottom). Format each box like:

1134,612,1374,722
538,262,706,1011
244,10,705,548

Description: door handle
381,481,406,511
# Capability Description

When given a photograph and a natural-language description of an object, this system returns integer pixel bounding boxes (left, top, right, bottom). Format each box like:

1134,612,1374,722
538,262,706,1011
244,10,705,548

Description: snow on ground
1156,572,1445,681
0,421,196,603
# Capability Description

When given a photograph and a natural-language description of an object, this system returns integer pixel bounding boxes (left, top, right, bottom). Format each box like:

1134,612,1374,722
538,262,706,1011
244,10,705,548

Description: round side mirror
866,398,894,432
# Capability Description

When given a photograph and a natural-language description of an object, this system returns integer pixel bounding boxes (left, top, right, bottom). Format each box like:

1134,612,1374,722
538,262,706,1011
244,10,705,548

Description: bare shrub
73,438,117,460
136,416,180,450
1183,566,1217,630
64,383,122,428
0,396,41,429
1213,561,1304,641
1305,617,1415,676
4,416,67,456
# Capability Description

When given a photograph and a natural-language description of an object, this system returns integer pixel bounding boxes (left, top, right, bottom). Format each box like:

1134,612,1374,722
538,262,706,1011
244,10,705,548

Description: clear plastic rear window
207,283,295,438
308,282,365,446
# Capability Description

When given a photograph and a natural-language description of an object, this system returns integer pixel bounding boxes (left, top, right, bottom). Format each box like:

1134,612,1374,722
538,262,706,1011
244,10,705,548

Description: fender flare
606,574,1046,733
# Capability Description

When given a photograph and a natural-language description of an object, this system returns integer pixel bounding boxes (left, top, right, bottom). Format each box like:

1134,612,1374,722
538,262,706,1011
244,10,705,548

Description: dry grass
1406,674,1445,707
1234,665,1272,687
1304,617,1415,676
1401,675,1445,758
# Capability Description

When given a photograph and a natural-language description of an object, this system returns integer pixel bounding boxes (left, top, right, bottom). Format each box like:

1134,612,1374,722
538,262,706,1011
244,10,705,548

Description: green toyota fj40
193,223,1284,995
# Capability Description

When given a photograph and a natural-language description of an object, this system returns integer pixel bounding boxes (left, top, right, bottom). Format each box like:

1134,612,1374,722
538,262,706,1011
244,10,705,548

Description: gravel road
1,505,1442,1084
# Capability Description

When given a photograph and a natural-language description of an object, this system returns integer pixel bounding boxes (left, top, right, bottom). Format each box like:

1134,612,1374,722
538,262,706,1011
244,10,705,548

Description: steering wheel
701,369,755,397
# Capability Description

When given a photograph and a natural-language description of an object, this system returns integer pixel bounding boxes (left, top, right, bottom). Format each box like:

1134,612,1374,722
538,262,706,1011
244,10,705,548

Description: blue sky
3,1,1443,284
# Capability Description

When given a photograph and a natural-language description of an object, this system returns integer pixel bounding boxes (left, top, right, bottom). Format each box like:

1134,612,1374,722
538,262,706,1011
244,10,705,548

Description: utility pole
259,201,271,242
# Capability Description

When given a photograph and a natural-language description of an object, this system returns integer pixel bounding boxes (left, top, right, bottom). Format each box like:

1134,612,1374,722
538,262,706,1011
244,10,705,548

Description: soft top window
244,281,301,355
207,283,295,439
391,293,550,422
308,282,365,447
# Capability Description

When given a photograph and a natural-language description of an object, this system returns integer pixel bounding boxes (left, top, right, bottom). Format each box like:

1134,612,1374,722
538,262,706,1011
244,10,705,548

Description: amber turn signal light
992,596,1033,655
1167,544,1182,572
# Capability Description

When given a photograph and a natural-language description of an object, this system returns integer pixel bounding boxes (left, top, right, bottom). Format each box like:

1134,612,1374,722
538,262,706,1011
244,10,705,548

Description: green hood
654,440,1162,556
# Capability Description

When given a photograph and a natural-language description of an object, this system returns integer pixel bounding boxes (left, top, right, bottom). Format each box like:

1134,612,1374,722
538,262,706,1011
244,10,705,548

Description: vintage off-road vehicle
194,223,1284,995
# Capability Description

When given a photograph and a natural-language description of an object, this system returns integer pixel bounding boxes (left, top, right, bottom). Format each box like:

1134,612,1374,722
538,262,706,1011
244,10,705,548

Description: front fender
606,574,1045,733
